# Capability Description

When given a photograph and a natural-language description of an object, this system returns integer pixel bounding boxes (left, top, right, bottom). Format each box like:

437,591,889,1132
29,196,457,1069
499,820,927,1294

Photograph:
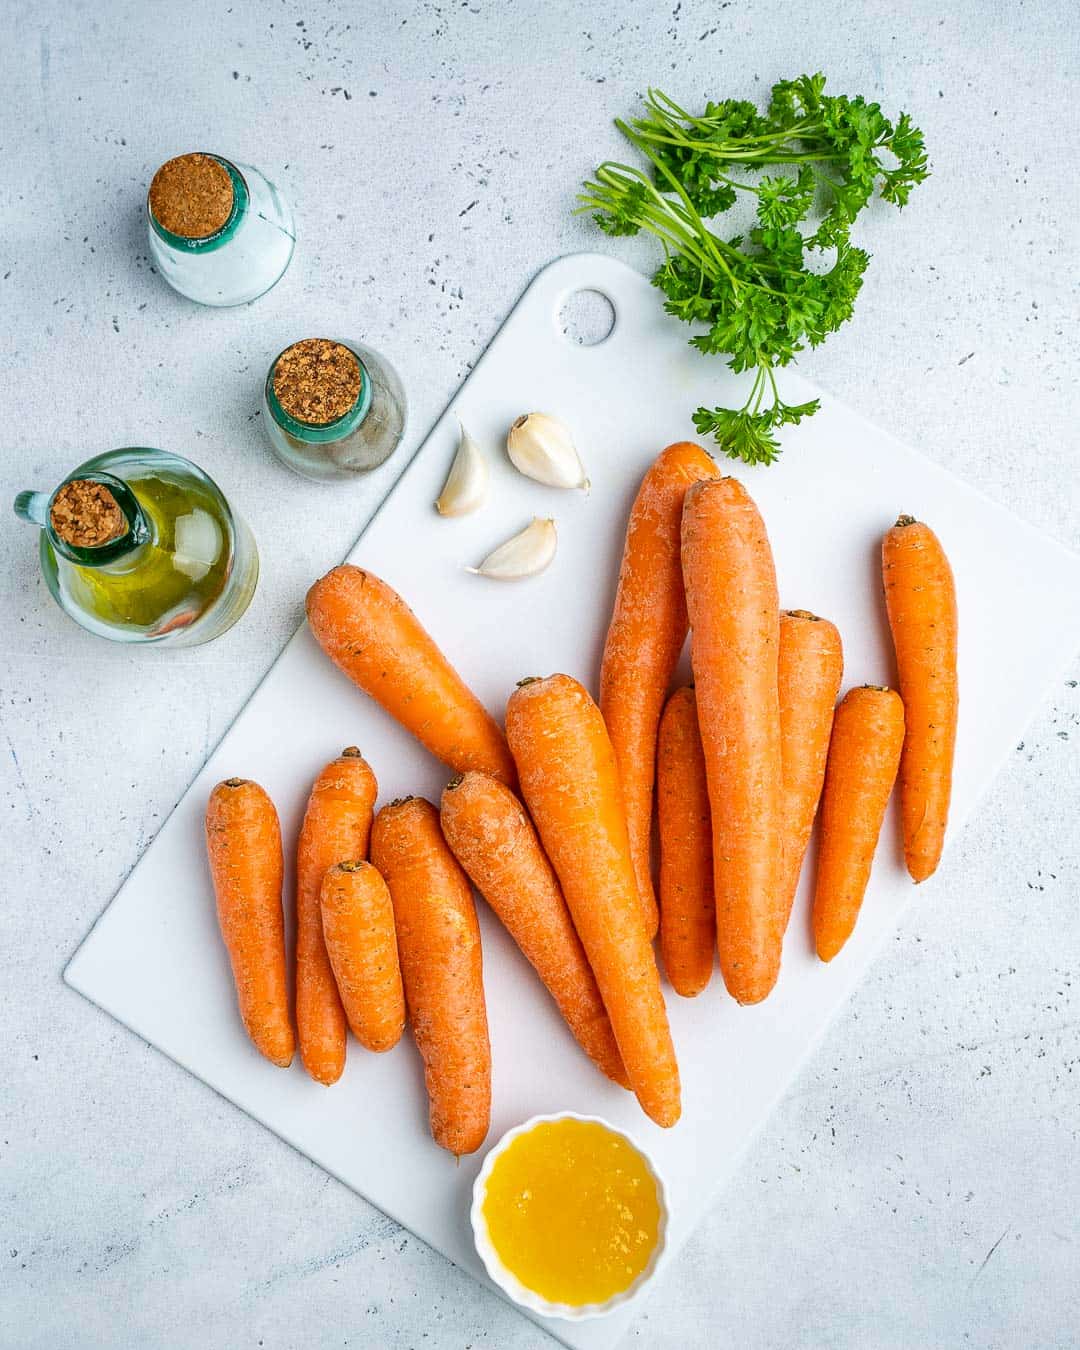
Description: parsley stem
752,366,769,415
766,365,780,408
582,167,726,280
614,124,740,288
641,90,830,146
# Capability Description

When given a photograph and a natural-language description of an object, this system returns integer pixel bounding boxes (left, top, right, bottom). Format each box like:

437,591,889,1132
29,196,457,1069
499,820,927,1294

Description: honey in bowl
478,1117,663,1309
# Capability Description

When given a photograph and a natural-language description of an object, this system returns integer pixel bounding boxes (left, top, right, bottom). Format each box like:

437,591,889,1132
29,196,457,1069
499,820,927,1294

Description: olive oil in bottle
15,447,258,645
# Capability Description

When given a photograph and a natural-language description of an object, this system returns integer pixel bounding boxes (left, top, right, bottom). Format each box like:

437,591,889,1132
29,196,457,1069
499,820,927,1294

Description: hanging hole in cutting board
557,288,616,346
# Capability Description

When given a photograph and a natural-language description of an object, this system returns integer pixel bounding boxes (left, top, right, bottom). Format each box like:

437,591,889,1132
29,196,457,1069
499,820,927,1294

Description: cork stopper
50,480,126,549
272,339,362,425
149,153,234,239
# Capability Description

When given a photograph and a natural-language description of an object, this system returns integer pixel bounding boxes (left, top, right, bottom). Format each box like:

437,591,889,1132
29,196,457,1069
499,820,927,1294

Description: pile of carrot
203,450,957,1151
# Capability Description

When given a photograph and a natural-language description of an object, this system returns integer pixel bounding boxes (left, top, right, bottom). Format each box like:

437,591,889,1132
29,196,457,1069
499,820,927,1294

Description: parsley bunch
578,74,928,465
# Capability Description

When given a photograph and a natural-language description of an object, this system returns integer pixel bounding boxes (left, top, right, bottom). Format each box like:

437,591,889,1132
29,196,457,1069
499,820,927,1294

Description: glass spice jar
261,337,407,482
147,152,295,307
14,448,259,646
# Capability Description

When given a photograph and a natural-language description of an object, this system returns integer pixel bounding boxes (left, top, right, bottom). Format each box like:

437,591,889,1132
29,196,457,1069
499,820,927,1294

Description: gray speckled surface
2,2,1078,1347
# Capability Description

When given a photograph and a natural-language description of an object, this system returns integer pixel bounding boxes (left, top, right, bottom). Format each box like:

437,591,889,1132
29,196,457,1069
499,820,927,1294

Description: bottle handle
13,490,49,527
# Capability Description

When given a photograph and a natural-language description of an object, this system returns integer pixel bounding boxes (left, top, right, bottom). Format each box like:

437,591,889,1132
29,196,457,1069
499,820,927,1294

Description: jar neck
14,471,152,566
265,348,373,444
148,155,249,253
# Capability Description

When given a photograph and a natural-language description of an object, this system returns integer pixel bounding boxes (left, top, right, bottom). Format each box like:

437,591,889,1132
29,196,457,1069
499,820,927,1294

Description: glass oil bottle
15,447,259,645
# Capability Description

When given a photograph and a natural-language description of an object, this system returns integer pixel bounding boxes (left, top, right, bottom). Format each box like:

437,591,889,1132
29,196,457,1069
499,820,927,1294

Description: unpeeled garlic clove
506,413,589,490
466,517,557,580
435,419,488,516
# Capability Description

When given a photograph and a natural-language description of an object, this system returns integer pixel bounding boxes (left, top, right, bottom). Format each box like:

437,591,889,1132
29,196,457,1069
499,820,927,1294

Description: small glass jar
262,337,407,482
14,448,259,646
147,152,295,307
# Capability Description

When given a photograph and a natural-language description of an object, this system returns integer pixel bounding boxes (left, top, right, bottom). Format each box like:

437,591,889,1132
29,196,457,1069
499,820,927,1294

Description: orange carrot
656,687,715,997
681,476,783,1005
812,686,905,961
599,442,717,937
205,779,294,1067
306,565,516,786
370,797,491,1156
319,861,405,1053
777,611,844,934
882,516,958,882
505,674,681,1128
295,747,378,1085
440,771,628,1087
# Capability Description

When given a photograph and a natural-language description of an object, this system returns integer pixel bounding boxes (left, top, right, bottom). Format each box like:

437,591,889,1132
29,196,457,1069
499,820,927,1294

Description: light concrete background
2,1,1078,1347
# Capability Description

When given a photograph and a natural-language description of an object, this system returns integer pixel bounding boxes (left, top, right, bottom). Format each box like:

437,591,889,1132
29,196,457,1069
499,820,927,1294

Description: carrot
599,441,717,937
882,515,958,882
369,797,491,1156
812,686,905,961
295,747,378,1085
505,674,680,1128
681,476,783,1005
439,771,628,1088
306,565,516,786
205,779,294,1067
656,687,715,997
776,611,844,934
319,861,405,1053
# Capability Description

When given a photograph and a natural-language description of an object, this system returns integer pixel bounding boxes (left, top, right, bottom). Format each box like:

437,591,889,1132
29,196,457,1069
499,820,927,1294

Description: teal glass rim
148,155,249,253
17,470,151,566
264,342,372,443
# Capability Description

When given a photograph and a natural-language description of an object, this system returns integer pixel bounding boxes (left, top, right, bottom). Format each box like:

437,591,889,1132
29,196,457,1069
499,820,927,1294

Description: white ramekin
470,1111,669,1321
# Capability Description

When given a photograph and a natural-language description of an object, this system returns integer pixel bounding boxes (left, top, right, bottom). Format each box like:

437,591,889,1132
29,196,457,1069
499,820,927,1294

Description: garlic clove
466,517,557,580
506,413,589,490
436,419,488,516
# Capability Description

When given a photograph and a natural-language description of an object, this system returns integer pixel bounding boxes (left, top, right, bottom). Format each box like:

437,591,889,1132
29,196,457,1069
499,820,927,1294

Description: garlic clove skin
506,413,589,491
436,419,488,516
466,517,557,580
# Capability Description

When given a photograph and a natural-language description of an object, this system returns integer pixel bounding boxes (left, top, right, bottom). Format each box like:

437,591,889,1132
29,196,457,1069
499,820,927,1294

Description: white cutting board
66,254,1080,1350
